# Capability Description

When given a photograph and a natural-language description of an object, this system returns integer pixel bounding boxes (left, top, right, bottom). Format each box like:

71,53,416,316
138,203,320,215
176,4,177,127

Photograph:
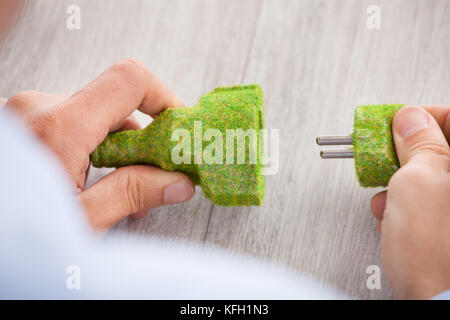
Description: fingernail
164,182,194,205
396,106,429,138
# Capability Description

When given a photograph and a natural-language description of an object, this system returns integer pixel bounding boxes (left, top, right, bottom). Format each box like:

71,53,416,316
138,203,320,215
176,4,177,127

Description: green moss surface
90,84,265,206
353,104,403,187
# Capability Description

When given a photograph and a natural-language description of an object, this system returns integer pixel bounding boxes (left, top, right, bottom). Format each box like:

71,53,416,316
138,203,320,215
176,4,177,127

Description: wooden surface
1,0,449,299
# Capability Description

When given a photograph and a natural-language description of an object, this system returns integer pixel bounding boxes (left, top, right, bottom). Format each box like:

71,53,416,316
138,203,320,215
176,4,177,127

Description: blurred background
1,0,449,299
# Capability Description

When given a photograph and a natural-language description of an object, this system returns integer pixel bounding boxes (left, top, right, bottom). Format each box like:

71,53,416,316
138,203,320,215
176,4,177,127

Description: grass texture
353,104,403,187
90,85,265,206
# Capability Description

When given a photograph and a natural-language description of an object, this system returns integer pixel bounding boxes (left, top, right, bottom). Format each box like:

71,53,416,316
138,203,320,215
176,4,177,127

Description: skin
3,59,195,231
371,105,450,299
2,1,450,300
0,0,24,45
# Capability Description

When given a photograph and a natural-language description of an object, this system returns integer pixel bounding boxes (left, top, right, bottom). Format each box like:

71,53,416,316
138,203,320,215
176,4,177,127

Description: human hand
5,59,195,231
371,105,450,299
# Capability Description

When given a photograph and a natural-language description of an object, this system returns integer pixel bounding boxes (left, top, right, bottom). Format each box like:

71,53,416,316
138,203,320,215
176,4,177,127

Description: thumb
392,105,450,171
79,165,195,230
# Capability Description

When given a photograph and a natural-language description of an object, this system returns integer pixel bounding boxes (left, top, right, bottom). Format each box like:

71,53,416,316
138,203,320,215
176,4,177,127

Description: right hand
371,105,450,299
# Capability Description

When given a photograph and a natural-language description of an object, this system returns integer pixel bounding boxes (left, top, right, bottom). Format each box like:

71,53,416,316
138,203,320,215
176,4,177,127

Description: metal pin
316,135,353,146
320,149,354,159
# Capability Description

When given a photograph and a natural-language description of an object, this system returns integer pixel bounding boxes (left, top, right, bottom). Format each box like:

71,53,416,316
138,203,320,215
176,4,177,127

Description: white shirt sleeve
0,107,344,299
432,290,450,300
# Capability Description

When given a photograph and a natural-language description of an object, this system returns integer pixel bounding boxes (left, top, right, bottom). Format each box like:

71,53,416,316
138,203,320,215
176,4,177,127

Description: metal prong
320,149,354,159
316,135,353,146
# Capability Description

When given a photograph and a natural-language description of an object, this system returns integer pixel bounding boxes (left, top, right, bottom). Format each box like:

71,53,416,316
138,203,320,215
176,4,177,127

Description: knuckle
123,57,145,68
408,138,450,159
112,58,146,79
7,90,39,108
406,137,450,171
118,168,147,213
108,58,150,93
28,109,60,140
389,163,434,190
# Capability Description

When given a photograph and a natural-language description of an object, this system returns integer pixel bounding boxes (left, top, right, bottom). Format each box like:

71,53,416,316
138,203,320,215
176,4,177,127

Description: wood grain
1,0,449,299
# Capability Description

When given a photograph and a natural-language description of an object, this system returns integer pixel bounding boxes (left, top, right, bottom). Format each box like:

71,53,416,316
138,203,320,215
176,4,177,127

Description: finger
422,105,450,142
392,106,450,171
7,91,70,114
110,115,142,132
61,58,183,150
79,165,194,231
371,190,387,221
130,210,150,220
377,221,382,233
0,98,7,108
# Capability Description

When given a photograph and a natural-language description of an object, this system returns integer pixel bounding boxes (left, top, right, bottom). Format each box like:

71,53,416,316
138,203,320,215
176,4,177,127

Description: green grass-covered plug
90,85,265,206
318,104,404,187
353,104,403,187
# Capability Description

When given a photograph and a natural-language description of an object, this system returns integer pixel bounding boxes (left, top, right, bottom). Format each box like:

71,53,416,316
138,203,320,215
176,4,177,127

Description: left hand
5,59,195,231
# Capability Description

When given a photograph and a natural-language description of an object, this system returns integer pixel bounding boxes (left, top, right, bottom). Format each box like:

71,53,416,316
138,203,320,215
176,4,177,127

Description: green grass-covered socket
353,104,404,187
90,84,265,206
